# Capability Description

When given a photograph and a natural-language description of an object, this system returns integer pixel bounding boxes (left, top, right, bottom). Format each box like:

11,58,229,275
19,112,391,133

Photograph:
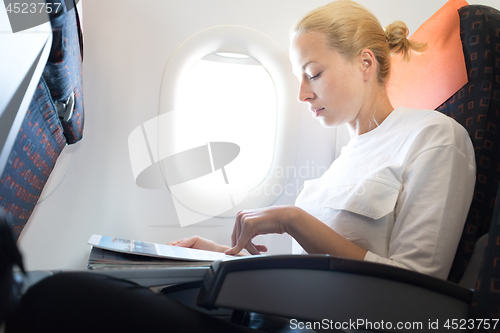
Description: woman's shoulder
388,107,472,154
391,107,467,139
392,107,453,126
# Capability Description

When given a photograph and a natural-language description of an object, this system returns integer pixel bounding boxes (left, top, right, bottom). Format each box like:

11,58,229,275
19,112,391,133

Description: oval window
152,25,299,226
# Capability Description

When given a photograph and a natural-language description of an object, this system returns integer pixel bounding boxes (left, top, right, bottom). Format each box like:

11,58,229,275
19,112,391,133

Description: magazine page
88,234,236,262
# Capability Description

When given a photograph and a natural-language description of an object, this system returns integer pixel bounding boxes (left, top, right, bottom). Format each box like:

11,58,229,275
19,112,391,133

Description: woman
170,0,475,280
6,1,475,332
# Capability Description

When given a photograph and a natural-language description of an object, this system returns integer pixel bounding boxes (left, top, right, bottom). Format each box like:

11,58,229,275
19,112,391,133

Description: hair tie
385,30,391,43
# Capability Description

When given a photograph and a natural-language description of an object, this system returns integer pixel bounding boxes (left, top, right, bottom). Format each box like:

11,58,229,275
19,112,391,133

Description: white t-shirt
293,107,476,280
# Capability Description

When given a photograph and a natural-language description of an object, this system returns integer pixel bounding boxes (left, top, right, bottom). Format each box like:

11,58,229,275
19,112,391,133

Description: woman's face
290,32,366,128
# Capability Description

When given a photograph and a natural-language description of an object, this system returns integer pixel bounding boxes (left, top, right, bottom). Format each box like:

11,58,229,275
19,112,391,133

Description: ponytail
385,21,427,62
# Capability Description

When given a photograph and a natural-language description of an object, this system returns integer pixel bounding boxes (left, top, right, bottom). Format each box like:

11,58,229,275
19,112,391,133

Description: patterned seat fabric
456,6,500,322
436,5,500,285
0,2,83,240
43,2,84,144
0,79,66,240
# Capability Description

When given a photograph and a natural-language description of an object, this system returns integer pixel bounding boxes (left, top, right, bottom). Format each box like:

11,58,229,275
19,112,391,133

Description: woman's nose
298,81,313,102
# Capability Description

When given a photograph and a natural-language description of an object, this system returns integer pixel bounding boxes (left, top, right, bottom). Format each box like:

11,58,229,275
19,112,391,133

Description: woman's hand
167,236,229,253
224,205,368,260
225,206,298,255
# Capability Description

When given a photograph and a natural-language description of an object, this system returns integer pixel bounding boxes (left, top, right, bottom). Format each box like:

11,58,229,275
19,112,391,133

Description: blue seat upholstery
0,2,84,240
0,78,66,240
43,3,84,144
436,5,500,284
439,3,500,323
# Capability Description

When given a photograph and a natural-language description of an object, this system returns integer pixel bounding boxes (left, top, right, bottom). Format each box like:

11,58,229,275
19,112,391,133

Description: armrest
196,255,472,331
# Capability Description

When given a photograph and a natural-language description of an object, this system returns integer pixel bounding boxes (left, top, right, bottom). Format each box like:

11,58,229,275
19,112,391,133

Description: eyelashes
308,72,321,80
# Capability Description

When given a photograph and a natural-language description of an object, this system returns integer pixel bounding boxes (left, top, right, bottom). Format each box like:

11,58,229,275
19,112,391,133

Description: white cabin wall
19,0,500,270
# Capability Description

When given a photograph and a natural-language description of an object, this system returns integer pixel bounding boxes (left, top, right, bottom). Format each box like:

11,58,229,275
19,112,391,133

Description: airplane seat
436,4,500,286
453,5,500,316
178,4,500,331
0,0,84,241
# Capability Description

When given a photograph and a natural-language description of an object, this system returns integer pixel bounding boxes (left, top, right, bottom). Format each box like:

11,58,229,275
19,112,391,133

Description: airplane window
147,25,299,226
174,52,277,195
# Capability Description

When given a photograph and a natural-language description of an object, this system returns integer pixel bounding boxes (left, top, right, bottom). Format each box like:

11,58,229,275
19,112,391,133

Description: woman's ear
360,49,377,81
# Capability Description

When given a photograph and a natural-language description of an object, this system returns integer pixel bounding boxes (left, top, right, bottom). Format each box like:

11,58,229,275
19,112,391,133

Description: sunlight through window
175,53,277,195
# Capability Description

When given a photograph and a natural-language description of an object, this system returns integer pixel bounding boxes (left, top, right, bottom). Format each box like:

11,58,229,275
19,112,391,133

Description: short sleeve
365,144,475,279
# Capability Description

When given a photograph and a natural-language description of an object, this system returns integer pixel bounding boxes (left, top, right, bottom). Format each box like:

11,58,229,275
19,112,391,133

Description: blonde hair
292,0,427,84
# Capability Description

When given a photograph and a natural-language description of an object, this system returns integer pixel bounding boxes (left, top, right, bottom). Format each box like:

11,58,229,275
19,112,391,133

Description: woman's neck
348,86,394,137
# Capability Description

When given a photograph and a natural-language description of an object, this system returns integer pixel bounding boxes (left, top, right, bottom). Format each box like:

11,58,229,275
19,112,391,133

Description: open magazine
87,234,236,270
87,247,213,270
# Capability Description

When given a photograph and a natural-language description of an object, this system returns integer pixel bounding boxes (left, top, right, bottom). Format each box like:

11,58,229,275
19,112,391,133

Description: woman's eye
309,73,321,80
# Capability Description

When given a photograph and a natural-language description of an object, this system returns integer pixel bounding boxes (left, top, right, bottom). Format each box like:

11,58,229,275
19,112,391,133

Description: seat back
0,1,84,240
436,4,500,283
0,78,67,240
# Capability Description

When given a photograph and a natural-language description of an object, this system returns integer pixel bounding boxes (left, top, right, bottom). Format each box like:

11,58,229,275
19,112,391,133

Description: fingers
166,239,183,246
177,236,199,248
225,244,249,255
173,207,275,256
227,210,271,255
225,242,266,256
232,210,258,247
228,212,248,254
255,244,268,252
228,214,260,255
231,212,243,247
245,242,261,255
167,236,199,248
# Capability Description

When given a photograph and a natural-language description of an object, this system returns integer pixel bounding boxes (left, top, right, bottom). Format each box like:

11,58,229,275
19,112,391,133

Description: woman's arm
286,207,368,259
225,205,367,260
362,144,475,278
